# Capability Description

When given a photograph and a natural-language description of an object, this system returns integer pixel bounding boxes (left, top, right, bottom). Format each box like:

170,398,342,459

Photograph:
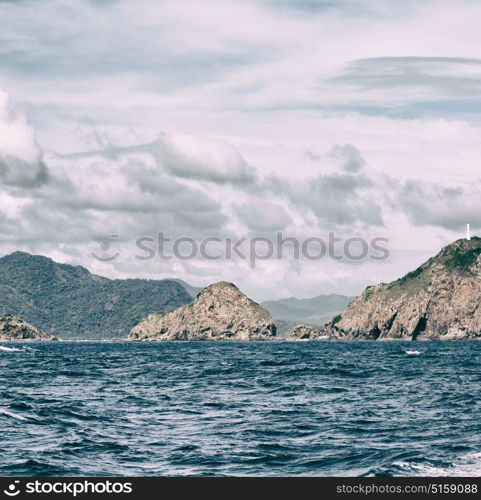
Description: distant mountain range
0,252,191,339
261,294,354,326
170,279,203,298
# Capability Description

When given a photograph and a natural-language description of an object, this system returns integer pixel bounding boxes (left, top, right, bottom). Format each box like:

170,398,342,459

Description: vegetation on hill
444,243,481,272
0,252,192,339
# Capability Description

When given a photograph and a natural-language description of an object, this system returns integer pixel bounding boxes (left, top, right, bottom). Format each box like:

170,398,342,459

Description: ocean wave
0,408,28,421
389,452,481,477
0,459,74,476
0,341,479,476
0,345,22,352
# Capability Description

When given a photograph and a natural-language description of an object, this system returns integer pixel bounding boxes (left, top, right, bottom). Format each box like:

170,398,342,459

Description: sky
1,0,481,301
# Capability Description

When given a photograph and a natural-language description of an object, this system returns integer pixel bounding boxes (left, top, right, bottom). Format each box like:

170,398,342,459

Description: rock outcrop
129,281,277,341
289,324,325,340
323,238,481,340
0,315,57,341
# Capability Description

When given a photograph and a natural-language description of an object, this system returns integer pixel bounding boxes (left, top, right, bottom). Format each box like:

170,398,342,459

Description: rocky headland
129,281,277,341
0,315,57,341
320,238,481,341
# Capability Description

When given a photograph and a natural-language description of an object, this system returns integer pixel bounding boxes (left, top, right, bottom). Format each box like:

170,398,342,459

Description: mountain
170,279,203,298
0,315,57,341
0,252,192,339
129,281,277,341
323,238,481,340
261,294,354,326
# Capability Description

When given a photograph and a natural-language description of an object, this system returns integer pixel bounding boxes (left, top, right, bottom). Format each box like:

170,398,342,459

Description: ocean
0,341,480,477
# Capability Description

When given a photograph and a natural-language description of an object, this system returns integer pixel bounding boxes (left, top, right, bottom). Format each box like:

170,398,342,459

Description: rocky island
129,281,277,341
0,315,57,341
320,237,481,341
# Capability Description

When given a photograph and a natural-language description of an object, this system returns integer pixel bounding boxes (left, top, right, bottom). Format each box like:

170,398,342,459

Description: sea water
0,341,480,476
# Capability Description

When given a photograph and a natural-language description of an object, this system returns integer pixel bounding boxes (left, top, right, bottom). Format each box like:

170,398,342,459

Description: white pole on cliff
467,223,471,241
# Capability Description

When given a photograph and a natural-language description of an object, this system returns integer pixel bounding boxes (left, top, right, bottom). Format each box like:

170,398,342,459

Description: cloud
328,57,481,118
151,132,256,184
328,144,365,173
334,57,481,98
396,179,481,230
265,170,384,227
0,89,48,187
61,130,256,185
50,156,229,233
234,199,292,232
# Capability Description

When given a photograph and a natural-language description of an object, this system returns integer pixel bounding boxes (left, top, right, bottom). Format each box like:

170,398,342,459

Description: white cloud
234,199,292,232
151,132,256,184
396,180,481,230
328,144,366,173
0,89,48,187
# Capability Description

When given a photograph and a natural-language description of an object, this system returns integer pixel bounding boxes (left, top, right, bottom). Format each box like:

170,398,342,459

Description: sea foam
0,346,22,352
396,452,481,477
0,408,28,421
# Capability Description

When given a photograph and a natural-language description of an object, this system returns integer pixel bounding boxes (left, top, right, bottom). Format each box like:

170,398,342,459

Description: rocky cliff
0,315,57,341
323,238,481,340
129,281,276,341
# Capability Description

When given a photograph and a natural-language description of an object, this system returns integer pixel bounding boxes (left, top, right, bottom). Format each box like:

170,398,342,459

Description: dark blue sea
0,341,480,477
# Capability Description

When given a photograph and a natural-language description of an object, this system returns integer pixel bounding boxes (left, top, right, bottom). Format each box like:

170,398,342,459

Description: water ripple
0,341,480,476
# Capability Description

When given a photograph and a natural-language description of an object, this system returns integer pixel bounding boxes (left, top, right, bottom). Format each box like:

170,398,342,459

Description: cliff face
0,315,57,341
324,238,481,340
129,281,277,341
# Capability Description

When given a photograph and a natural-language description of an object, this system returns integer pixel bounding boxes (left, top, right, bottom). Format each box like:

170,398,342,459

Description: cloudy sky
1,0,481,301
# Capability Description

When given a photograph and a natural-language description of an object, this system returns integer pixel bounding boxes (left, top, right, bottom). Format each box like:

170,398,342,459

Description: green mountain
0,252,192,339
